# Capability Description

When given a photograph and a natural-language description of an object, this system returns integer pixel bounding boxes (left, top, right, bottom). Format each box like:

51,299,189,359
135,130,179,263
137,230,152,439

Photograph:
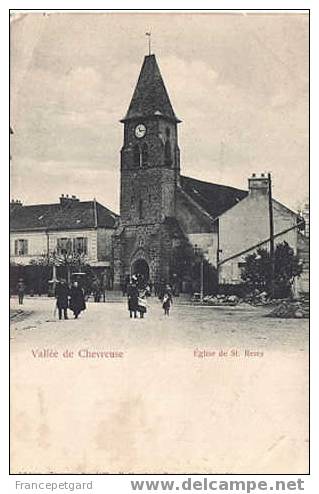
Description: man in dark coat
121,274,130,297
17,278,25,305
127,279,139,318
69,281,86,319
55,279,69,320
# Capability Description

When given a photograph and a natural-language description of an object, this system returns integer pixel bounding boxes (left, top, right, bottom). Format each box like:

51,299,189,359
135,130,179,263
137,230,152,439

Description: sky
10,12,309,213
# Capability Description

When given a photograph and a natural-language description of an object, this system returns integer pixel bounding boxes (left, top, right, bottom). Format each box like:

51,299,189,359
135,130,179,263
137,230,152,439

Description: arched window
165,127,171,138
133,145,141,167
165,140,172,166
142,143,148,166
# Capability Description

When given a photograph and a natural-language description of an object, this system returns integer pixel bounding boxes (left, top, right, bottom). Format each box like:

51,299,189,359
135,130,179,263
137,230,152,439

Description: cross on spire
145,32,151,55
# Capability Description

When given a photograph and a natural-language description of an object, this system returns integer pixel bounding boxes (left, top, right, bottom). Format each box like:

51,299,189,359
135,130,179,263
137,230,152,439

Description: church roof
10,199,118,232
180,175,248,219
122,54,181,123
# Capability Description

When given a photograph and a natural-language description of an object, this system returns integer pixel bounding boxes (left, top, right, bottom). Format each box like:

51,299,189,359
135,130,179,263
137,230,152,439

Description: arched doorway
131,259,150,286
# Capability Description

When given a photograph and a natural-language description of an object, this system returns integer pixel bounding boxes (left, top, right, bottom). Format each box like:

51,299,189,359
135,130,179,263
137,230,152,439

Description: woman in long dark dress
127,279,139,318
69,281,86,319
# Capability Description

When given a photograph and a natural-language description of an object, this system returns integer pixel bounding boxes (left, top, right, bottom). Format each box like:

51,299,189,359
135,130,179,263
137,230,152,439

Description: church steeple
119,53,181,227
114,51,184,290
121,54,181,123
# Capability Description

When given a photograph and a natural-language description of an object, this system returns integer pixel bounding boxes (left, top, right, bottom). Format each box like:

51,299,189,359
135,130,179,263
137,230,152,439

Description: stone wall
112,218,191,289
120,167,176,225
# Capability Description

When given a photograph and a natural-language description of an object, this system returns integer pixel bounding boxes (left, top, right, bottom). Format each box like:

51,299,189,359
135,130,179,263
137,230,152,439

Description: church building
113,54,307,294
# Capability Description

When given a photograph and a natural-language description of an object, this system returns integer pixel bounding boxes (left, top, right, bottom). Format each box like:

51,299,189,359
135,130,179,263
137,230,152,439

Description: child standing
138,288,148,319
162,288,173,316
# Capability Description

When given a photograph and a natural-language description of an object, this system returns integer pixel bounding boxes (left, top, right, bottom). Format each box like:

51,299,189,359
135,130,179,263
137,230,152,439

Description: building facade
113,53,307,294
11,54,308,297
218,174,300,284
10,195,118,281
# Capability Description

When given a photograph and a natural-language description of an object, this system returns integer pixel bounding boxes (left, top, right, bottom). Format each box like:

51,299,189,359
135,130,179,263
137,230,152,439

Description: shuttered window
14,239,28,255
57,238,72,255
73,237,88,255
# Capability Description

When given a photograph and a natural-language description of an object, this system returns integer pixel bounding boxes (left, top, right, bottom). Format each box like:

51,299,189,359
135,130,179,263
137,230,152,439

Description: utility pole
200,257,204,303
268,172,275,298
194,244,206,303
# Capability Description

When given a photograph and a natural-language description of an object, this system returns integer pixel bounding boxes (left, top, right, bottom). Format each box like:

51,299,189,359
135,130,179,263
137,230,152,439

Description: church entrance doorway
131,259,150,287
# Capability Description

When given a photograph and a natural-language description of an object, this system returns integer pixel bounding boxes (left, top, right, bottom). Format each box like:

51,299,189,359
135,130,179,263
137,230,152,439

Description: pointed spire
121,54,181,123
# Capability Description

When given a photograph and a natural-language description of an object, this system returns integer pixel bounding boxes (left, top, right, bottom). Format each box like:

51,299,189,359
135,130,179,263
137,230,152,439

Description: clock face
135,123,146,139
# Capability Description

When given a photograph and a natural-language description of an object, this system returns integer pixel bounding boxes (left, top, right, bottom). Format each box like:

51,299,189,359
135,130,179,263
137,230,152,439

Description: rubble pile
244,291,270,306
243,290,310,313
267,298,309,319
191,294,240,306
190,289,309,318
10,309,24,320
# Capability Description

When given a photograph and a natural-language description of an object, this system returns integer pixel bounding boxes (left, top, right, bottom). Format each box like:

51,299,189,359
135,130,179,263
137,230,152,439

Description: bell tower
113,54,182,288
120,54,181,225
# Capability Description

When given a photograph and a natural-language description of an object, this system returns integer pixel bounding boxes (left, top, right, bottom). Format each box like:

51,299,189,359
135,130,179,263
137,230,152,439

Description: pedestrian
92,277,101,302
69,281,86,319
127,278,139,319
17,278,25,305
55,279,69,320
145,283,151,297
121,274,130,296
101,270,108,303
138,288,148,319
158,279,166,301
162,285,173,316
154,280,159,297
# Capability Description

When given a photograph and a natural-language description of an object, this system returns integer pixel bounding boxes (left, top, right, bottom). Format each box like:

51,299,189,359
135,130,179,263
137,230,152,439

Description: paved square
10,297,309,474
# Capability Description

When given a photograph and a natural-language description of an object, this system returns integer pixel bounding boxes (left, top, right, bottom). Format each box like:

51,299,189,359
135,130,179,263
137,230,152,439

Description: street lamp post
48,250,58,296
200,257,204,303
64,254,73,285
193,244,208,303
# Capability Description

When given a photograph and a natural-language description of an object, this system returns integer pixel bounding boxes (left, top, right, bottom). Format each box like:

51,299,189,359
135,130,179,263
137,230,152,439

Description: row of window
132,140,172,167
13,237,88,256
56,237,88,255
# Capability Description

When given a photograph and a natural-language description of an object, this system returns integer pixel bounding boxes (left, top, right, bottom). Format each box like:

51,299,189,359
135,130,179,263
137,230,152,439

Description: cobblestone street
10,297,309,474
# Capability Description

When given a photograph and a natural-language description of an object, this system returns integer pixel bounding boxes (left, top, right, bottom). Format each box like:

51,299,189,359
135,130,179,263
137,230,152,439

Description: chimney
10,199,23,212
248,173,269,197
59,194,80,206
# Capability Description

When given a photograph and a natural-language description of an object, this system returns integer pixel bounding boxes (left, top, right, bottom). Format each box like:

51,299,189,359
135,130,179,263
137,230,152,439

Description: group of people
55,280,86,320
15,274,174,320
126,275,173,319
121,274,153,297
126,276,148,319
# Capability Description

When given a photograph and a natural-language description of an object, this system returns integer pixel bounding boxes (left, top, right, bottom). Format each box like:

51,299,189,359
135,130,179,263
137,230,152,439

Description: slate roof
10,200,118,232
122,54,181,123
180,175,248,219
